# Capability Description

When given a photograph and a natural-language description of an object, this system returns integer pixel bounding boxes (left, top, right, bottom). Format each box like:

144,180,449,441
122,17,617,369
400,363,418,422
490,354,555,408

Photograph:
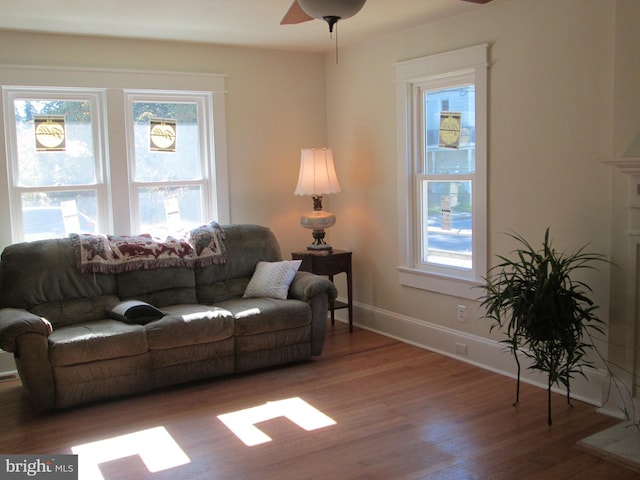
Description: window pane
138,186,202,236
13,99,96,186
132,101,201,182
424,86,475,175
421,180,472,269
21,191,98,241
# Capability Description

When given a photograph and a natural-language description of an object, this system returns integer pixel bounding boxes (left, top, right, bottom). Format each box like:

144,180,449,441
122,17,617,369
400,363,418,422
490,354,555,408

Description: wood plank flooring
1,323,638,479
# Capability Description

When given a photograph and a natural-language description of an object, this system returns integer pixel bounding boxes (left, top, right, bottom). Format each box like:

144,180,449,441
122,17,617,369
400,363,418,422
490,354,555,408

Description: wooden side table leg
346,267,353,332
328,274,335,326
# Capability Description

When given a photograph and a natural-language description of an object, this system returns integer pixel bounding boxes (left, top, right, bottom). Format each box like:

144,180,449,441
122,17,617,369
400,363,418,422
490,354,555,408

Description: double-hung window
125,92,214,236
5,89,106,241
1,66,228,244
395,45,488,299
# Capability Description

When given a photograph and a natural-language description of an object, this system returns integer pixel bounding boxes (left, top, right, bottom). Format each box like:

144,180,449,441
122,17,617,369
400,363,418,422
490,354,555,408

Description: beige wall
325,0,623,342
0,30,327,257
1,0,639,401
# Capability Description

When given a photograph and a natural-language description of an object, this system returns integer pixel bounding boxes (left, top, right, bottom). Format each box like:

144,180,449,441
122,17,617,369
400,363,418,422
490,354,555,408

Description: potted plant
479,228,607,425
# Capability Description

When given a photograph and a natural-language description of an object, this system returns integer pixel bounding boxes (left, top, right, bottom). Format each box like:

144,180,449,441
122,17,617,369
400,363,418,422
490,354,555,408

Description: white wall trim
333,297,611,409
0,64,227,92
0,350,17,380
395,44,489,296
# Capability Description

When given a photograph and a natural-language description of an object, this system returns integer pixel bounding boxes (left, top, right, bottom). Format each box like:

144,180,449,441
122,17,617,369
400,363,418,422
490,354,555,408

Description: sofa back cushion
196,224,282,304
31,295,121,328
116,267,197,307
0,224,282,323
0,238,117,325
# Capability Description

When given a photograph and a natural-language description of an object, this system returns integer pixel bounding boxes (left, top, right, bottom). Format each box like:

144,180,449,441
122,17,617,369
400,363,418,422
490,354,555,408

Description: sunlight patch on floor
217,397,337,447
71,426,190,480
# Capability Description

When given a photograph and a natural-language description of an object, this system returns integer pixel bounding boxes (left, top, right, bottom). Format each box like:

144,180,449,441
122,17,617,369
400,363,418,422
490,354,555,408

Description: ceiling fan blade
281,1,314,25
460,0,493,3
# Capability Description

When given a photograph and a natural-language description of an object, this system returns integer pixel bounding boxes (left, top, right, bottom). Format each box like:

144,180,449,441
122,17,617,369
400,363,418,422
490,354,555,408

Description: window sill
397,266,481,300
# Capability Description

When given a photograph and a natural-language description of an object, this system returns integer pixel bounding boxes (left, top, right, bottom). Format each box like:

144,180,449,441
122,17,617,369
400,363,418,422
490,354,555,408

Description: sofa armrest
0,308,53,352
289,272,337,356
0,308,56,410
289,271,338,302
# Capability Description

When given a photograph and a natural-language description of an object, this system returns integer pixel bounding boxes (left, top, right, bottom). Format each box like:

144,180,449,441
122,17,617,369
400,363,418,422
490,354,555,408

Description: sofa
0,224,337,411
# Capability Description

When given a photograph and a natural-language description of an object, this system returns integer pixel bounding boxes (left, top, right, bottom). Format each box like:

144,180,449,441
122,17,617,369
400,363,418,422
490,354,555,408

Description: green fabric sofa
0,224,337,411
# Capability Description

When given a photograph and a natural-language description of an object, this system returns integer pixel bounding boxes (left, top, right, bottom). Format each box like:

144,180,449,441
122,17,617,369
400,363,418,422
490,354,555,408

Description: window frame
124,90,215,234
395,44,489,300
3,87,109,239
0,65,229,245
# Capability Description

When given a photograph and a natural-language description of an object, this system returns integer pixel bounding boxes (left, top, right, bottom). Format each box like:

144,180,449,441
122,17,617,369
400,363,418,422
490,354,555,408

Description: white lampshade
294,148,342,196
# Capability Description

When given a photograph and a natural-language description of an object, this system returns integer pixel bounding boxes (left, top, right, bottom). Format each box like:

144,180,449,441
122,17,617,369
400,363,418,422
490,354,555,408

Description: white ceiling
0,0,494,53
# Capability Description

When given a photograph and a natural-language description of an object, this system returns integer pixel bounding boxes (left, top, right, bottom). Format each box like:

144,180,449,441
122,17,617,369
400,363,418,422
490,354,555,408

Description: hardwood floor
1,323,638,479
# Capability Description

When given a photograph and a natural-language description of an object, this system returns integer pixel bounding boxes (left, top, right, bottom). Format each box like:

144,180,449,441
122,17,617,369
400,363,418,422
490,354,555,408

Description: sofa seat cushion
53,355,152,409
49,320,148,367
217,297,311,336
145,304,234,350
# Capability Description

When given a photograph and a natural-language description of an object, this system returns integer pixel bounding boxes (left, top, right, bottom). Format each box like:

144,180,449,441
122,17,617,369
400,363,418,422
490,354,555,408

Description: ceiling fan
281,0,494,32
281,0,366,33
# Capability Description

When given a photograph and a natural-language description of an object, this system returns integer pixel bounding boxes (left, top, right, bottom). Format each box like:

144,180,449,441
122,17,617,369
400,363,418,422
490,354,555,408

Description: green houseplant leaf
479,228,607,425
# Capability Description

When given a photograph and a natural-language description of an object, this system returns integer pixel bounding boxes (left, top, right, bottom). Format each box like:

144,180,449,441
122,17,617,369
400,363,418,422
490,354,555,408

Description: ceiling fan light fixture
282,0,368,62
297,0,367,23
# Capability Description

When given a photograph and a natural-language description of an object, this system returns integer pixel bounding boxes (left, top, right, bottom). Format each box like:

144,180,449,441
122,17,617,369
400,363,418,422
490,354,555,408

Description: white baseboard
0,349,18,381
332,297,610,408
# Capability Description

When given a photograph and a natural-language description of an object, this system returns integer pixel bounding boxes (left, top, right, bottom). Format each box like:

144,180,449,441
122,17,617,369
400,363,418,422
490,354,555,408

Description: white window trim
123,90,215,233
0,64,229,246
395,44,489,300
3,87,109,239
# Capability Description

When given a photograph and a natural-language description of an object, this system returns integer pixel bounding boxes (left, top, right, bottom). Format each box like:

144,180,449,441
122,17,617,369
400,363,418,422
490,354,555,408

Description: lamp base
300,207,335,252
308,229,332,251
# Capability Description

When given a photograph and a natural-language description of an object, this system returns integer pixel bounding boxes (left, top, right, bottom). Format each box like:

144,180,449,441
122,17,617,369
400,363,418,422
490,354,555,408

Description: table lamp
294,147,341,251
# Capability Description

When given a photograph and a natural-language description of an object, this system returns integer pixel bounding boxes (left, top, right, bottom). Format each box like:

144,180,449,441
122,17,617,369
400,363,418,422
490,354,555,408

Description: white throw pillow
243,260,302,300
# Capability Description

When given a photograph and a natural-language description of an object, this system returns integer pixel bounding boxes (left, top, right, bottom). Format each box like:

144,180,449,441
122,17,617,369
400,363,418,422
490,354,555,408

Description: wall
325,0,624,404
0,30,327,257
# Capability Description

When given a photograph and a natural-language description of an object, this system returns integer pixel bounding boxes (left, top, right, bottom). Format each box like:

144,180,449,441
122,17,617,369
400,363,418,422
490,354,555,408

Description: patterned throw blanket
70,221,226,274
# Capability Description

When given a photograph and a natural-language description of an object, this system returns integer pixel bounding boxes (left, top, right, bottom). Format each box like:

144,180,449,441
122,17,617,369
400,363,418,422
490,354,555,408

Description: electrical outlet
457,305,467,323
455,343,468,356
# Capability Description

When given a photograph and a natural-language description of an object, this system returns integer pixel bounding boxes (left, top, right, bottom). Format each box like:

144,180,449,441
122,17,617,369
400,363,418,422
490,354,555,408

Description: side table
291,249,353,332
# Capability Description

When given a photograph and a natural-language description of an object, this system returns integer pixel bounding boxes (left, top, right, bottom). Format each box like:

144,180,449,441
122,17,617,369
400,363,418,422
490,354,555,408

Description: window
4,89,105,241
395,45,488,299
1,66,229,244
125,92,213,236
